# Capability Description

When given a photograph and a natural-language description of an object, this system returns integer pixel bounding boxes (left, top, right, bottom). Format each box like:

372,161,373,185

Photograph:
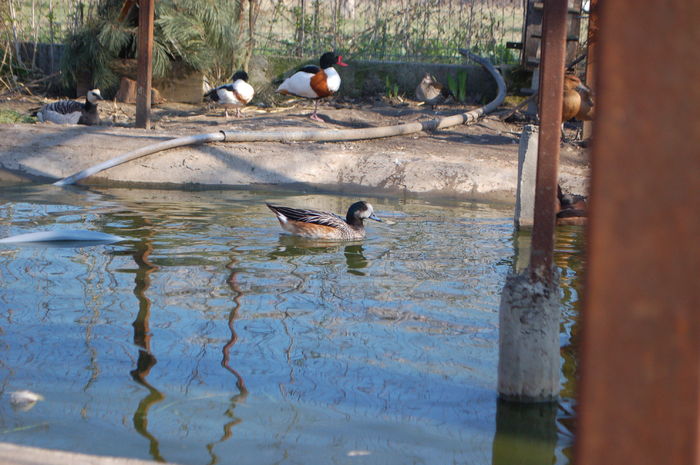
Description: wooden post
575,0,700,464
497,0,569,403
529,0,567,282
135,0,155,129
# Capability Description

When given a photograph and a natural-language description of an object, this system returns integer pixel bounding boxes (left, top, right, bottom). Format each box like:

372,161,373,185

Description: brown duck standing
562,74,594,123
415,73,454,108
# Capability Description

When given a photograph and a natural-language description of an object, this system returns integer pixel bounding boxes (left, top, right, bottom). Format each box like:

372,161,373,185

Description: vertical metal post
529,0,568,281
582,0,598,140
575,1,700,464
135,0,155,129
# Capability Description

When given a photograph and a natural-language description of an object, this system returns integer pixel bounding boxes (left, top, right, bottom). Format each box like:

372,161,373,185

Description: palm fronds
61,0,244,93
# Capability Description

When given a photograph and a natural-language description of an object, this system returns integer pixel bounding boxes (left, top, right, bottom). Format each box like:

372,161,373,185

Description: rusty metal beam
575,1,700,464
582,0,598,140
135,0,155,129
529,0,568,280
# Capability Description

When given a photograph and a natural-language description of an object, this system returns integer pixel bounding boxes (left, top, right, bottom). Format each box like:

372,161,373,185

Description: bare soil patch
0,93,589,198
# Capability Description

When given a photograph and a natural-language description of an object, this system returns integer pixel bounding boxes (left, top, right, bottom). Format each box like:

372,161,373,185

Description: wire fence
254,0,525,64
2,0,525,70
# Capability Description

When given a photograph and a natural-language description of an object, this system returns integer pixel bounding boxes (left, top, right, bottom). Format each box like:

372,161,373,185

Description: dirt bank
0,97,589,202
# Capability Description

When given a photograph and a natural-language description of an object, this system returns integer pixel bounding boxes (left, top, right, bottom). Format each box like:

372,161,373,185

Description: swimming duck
266,201,381,240
204,70,255,118
276,51,348,122
415,73,453,108
556,184,587,226
36,89,103,125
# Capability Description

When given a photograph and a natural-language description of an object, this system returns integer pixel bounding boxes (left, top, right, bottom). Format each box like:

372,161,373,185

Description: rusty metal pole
575,1,700,464
496,1,570,403
529,0,568,281
582,0,598,140
135,0,155,129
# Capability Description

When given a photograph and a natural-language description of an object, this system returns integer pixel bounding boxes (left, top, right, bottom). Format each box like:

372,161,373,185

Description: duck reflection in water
345,244,368,276
270,235,369,275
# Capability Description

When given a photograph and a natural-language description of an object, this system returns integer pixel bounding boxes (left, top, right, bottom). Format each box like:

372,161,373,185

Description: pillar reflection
130,237,165,463
204,255,249,465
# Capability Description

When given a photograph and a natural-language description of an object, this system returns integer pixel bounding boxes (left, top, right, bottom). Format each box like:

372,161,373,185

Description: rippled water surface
0,184,584,464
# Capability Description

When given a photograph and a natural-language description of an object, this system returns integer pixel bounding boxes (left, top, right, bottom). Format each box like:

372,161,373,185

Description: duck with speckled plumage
266,201,381,240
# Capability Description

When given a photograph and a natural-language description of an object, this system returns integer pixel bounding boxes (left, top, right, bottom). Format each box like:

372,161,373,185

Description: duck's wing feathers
298,65,321,74
276,71,320,98
42,99,85,115
205,84,232,102
204,87,219,101
267,204,347,228
206,82,253,106
38,100,84,124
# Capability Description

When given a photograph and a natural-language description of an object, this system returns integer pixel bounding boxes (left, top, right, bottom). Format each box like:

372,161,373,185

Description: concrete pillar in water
497,271,560,402
514,125,538,230
501,0,568,403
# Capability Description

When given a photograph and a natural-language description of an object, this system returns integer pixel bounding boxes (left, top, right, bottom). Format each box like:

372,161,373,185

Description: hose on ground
54,50,506,186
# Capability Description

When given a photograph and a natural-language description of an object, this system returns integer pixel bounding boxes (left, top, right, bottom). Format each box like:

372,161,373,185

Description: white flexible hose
54,51,505,186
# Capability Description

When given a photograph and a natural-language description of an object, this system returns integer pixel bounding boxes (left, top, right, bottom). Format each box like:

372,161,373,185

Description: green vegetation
384,75,400,99
503,95,530,107
256,0,523,65
2,0,526,97
0,109,34,123
61,0,244,92
447,69,468,103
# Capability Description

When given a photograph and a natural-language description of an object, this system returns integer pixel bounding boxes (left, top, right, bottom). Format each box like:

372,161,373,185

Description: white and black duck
276,52,348,122
204,71,255,118
36,89,103,125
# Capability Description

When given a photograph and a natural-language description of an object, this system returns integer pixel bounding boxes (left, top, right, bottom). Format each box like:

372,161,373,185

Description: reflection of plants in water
554,226,586,461
555,227,586,396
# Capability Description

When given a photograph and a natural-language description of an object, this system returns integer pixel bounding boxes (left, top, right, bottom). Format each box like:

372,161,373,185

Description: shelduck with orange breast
204,70,255,118
276,51,348,122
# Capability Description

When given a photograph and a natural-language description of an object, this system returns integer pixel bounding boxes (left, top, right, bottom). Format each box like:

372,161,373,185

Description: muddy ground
0,94,589,203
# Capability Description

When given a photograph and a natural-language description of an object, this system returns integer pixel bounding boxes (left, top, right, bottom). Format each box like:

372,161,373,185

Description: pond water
0,183,584,465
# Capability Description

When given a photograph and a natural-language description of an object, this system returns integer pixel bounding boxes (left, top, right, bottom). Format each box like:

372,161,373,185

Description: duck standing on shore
276,51,348,122
266,201,381,240
204,71,255,118
36,89,103,125
415,73,453,108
